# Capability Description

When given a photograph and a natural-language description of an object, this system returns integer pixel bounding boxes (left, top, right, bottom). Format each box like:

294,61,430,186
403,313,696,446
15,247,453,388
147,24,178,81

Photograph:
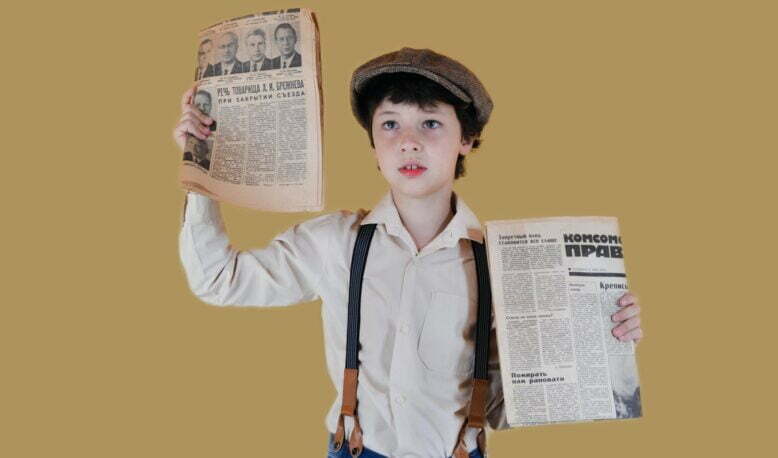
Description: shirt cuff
181,191,221,225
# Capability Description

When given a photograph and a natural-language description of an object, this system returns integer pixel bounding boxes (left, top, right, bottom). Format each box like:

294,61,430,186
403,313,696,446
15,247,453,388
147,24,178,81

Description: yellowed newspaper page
484,216,642,427
179,8,323,212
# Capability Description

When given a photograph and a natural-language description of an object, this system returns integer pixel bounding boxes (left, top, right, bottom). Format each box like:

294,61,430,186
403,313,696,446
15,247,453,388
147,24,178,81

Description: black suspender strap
471,241,493,381
345,224,377,370
333,224,377,456
333,224,493,458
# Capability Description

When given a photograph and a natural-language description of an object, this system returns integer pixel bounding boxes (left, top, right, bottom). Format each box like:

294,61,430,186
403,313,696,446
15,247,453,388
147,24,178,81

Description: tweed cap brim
350,47,493,130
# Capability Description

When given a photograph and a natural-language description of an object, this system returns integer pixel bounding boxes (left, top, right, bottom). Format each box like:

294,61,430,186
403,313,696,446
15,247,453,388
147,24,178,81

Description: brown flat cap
350,47,493,130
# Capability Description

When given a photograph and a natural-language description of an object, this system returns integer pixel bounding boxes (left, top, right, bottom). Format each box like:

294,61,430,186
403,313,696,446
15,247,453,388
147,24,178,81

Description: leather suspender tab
340,368,359,415
467,378,490,428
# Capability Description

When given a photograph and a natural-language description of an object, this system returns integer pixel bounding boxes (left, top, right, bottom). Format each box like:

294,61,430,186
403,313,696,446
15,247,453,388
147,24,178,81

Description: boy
174,48,644,457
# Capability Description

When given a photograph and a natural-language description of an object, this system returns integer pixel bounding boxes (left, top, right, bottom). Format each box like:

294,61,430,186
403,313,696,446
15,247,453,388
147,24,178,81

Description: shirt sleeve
486,321,510,431
178,191,332,307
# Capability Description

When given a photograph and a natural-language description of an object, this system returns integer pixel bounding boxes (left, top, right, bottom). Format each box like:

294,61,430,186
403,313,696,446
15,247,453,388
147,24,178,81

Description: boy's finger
181,119,207,140
612,316,640,336
173,123,190,143
618,292,638,307
611,303,640,322
183,104,213,124
176,117,211,140
179,109,212,127
615,327,643,342
180,82,199,112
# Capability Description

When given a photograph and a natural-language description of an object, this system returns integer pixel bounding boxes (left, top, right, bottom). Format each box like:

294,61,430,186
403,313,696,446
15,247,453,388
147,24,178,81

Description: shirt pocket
417,291,476,376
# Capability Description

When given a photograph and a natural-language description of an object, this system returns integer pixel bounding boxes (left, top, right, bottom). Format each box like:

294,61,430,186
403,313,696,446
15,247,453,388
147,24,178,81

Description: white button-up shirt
178,191,508,457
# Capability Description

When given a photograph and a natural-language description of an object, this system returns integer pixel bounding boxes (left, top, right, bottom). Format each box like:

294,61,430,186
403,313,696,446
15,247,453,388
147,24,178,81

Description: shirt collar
361,191,483,247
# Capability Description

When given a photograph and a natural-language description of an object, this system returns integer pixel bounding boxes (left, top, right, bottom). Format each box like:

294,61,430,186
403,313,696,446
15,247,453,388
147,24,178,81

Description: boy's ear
459,137,475,156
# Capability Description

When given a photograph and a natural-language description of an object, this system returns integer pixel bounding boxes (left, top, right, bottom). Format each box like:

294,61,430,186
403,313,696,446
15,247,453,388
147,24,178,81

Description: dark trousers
327,433,484,458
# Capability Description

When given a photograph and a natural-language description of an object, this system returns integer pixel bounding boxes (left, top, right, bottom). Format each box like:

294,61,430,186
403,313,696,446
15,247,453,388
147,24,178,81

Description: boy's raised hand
172,83,214,152
611,292,643,345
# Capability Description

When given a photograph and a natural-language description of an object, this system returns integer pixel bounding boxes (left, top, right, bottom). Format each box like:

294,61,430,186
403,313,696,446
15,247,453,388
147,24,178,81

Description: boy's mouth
398,163,427,178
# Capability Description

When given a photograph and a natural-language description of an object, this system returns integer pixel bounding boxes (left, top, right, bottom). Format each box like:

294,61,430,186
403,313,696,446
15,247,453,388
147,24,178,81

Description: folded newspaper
179,8,324,212
484,217,642,427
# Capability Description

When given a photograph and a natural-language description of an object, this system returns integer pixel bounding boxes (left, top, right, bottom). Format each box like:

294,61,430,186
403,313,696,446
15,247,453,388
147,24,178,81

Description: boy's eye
381,120,397,129
423,120,441,129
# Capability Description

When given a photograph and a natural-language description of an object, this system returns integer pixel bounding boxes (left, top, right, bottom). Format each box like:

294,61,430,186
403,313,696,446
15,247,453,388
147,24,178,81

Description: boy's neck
391,187,455,252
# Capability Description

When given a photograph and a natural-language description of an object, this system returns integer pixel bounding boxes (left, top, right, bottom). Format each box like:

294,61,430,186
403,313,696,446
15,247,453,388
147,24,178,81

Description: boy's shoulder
285,207,371,261
294,207,370,239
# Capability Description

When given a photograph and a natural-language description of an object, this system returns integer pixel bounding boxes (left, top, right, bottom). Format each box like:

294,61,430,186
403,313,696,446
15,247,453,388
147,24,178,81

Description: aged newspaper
484,217,642,427
179,8,324,212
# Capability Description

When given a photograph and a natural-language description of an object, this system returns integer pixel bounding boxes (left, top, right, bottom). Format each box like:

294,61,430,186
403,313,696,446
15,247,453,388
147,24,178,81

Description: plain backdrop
3,0,775,456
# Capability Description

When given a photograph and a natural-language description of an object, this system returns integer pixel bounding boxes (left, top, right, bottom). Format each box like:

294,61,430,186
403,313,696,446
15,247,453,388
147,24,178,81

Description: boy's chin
387,179,452,200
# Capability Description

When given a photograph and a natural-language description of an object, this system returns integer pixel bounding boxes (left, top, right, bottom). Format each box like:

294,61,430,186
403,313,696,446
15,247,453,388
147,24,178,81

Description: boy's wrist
182,191,220,225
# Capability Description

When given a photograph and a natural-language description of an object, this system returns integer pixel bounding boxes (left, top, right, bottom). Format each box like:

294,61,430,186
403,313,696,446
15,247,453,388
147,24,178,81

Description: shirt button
396,394,406,405
399,323,410,334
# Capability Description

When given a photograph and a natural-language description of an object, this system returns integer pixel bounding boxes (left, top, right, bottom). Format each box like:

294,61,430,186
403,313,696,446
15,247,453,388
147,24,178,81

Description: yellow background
4,0,775,456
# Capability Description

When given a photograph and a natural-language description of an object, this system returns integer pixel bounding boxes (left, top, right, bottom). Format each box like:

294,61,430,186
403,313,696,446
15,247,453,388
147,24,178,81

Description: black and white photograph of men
244,28,277,72
270,23,302,69
183,137,212,171
194,39,214,80
204,31,247,77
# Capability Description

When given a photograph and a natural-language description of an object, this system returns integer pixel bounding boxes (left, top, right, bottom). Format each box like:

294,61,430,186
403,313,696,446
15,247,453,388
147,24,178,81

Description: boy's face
371,98,473,201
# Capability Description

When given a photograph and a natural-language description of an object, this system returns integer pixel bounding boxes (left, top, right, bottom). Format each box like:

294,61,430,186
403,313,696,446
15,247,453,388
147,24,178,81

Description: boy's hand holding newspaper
612,292,643,344
173,84,214,152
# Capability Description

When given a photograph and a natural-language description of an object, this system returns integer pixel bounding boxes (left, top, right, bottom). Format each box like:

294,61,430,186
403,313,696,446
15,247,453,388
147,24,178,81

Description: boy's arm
178,191,329,307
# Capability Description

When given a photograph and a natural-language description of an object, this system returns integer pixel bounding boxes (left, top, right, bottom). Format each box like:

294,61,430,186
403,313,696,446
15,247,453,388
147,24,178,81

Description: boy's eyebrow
375,106,442,116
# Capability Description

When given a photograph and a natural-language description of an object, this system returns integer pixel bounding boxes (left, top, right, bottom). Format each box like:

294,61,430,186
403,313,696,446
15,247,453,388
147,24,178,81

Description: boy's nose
399,134,421,152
